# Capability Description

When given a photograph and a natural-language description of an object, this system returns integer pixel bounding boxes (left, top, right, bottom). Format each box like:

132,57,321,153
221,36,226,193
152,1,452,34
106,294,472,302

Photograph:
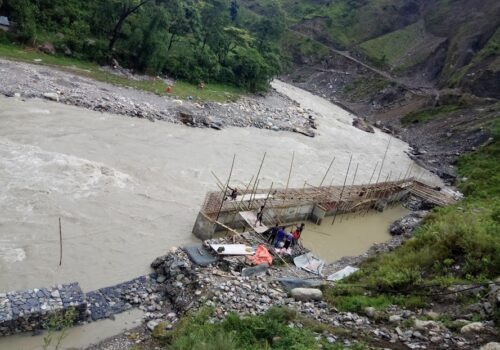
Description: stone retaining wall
0,283,86,336
0,275,159,337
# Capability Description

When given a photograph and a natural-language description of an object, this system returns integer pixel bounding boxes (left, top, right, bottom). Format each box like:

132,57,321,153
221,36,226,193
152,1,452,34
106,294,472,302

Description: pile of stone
151,247,200,313
389,211,428,236
86,275,160,321
0,283,86,336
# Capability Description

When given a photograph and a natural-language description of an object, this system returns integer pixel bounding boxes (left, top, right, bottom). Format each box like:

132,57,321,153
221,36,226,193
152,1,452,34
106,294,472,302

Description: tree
200,0,229,51
163,0,199,53
100,0,153,55
253,2,285,51
230,0,238,23
7,0,38,43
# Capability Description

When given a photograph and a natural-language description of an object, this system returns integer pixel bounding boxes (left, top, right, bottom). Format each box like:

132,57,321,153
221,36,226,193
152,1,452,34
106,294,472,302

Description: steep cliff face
262,0,499,92
241,0,499,180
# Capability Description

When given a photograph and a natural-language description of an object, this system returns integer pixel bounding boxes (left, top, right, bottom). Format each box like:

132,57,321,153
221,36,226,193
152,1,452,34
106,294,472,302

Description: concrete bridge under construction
192,178,457,240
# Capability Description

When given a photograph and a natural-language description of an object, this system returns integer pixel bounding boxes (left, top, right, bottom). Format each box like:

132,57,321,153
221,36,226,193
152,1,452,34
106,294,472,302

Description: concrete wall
192,212,216,240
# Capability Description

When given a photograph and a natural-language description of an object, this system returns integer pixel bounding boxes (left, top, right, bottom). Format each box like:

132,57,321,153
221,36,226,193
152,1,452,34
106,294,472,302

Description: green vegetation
0,0,286,92
0,42,243,101
156,307,367,350
42,307,76,350
342,76,391,101
323,120,500,311
359,21,427,68
323,286,425,314
400,104,461,125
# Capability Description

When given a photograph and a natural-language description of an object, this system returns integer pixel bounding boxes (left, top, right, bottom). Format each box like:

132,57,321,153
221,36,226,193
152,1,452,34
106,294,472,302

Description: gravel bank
0,59,317,135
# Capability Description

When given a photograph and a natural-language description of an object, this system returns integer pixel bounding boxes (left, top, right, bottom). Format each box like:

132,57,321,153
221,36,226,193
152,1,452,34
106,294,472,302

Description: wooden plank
239,211,269,234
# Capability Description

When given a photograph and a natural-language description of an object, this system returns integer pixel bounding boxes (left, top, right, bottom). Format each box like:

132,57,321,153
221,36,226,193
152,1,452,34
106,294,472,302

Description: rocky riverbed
0,59,317,135
84,196,498,350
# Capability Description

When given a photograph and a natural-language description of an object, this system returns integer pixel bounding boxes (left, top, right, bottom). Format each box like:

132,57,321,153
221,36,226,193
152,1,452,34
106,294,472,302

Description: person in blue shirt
275,226,287,248
267,223,280,244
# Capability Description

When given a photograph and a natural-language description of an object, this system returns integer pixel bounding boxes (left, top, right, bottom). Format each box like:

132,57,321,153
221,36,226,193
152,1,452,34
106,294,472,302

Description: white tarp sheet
210,244,255,255
327,266,359,281
293,252,324,275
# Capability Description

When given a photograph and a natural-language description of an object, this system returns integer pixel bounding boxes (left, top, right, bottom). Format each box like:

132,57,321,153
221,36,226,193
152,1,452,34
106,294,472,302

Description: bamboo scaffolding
318,156,335,187
340,162,359,222
248,152,266,210
331,154,353,225
216,154,236,221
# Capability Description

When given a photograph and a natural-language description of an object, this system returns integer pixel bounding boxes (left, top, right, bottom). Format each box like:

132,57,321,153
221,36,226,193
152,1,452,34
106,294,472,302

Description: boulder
352,118,375,133
460,321,485,334
414,319,442,331
292,127,315,138
147,319,160,332
389,212,425,236
481,342,500,350
364,306,376,318
43,92,59,102
178,107,196,125
39,42,56,55
290,288,323,301
425,311,440,320
389,315,402,323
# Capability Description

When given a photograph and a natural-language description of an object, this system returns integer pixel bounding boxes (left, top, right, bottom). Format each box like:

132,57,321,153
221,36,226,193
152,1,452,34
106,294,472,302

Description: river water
0,80,440,348
0,80,440,293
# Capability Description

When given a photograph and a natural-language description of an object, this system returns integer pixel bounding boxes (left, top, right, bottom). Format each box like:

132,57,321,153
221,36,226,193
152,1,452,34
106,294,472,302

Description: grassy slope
324,120,500,311
448,26,500,87
0,43,244,102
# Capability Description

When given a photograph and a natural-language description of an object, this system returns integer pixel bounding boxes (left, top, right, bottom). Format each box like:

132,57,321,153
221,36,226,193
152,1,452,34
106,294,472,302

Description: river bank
81,196,497,350
0,58,316,135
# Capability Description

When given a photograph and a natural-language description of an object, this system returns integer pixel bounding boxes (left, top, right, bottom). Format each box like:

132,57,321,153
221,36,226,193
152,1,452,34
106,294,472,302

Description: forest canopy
0,0,286,91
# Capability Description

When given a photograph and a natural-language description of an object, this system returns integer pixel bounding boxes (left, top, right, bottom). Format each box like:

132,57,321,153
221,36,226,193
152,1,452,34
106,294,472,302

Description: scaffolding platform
239,211,269,234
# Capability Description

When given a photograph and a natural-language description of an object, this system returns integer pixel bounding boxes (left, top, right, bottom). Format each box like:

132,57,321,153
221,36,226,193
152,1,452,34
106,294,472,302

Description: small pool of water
301,206,409,263
0,308,144,350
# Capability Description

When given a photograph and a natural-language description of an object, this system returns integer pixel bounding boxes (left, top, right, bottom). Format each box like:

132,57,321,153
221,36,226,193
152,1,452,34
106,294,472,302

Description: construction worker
224,186,238,201
255,205,264,226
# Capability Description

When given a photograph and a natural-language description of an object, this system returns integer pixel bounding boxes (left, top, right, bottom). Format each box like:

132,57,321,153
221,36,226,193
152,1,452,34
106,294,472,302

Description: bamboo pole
239,175,254,205
376,136,392,184
280,152,295,217
216,154,236,221
248,152,266,209
319,156,335,187
355,161,378,217
58,217,62,266
340,162,359,222
332,154,352,225
249,179,260,209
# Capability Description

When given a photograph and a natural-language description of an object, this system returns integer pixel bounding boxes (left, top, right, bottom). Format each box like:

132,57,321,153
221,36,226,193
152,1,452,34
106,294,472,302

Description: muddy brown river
0,80,440,348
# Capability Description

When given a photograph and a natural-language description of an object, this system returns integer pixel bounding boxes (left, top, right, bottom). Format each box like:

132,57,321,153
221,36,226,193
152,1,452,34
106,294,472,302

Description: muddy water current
0,80,440,293
0,80,440,348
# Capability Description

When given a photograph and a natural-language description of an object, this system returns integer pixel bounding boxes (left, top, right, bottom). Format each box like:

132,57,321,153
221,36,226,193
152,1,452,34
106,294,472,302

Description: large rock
460,321,485,334
352,118,375,133
43,92,59,102
481,342,500,350
39,42,56,55
290,288,323,301
292,127,315,138
414,319,442,331
388,315,402,323
389,212,426,236
178,107,196,125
